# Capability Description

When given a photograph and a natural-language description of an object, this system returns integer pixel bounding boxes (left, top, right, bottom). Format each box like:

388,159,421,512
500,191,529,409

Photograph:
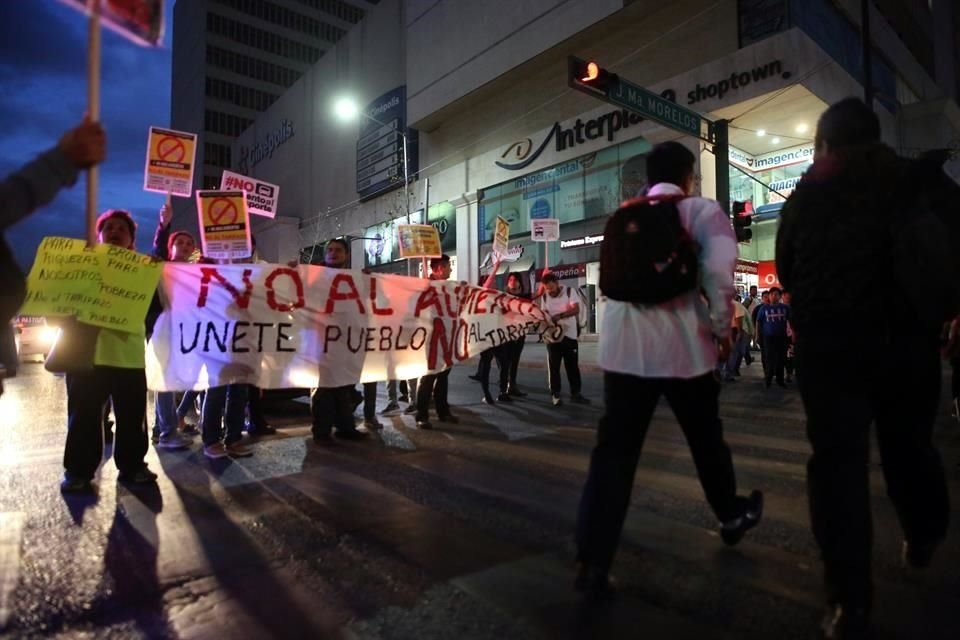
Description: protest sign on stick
144,126,198,197
196,190,253,260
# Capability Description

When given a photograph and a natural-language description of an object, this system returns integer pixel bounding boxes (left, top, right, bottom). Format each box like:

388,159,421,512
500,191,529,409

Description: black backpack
599,194,699,304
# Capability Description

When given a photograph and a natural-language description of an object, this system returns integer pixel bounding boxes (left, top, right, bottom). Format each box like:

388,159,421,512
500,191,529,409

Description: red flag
59,0,164,47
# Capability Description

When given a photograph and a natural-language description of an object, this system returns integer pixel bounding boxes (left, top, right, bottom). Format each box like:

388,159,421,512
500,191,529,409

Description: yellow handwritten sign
20,237,163,334
143,126,197,197
196,190,252,260
397,224,442,258
493,216,510,257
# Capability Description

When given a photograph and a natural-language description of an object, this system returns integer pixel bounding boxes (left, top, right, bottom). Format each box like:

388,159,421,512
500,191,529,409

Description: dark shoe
398,394,409,403
312,433,334,445
901,538,940,568
180,422,200,436
720,490,763,546
497,393,513,402
247,423,277,436
765,379,772,389
437,413,459,424
336,429,368,441
225,440,255,457
404,404,418,415
482,393,496,405
151,430,160,445
380,401,401,415
416,420,433,430
570,394,591,405
156,433,192,450
777,380,787,388
820,605,872,639
118,466,159,485
573,563,616,602
508,387,527,398
468,374,482,382
60,476,94,495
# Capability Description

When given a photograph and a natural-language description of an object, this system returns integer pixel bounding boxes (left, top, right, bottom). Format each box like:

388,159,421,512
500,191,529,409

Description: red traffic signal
568,57,617,95
731,200,753,242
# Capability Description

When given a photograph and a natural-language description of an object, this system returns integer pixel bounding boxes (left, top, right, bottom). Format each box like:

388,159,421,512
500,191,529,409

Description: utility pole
713,120,730,214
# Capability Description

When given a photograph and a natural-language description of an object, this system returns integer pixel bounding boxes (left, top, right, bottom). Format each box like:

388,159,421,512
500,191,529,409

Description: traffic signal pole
713,119,730,214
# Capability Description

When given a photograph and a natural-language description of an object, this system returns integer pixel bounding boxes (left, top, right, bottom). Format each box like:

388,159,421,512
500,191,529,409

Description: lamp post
333,96,413,274
333,97,411,224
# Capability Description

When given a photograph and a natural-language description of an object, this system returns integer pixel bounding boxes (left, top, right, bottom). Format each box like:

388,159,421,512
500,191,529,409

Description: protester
0,118,106,398
721,294,749,382
362,382,385,430
476,260,511,404
777,97,955,638
415,255,460,429
60,210,160,493
575,141,763,600
755,287,790,388
502,272,531,396
379,380,402,415
150,203,195,450
539,273,589,407
311,238,368,442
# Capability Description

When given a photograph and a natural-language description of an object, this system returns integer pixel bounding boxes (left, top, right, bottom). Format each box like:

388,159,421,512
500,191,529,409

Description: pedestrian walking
503,272,531,396
777,97,956,638
576,141,764,599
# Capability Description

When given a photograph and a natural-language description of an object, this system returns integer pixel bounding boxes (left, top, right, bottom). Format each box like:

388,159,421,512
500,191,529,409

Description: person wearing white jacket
575,141,764,599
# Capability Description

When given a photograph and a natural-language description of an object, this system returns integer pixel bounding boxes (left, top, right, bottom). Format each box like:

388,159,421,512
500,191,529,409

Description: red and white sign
145,264,552,390
220,170,280,218
60,0,165,47
758,260,782,289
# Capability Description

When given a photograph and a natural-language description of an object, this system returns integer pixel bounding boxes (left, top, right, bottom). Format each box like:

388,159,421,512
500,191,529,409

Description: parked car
13,316,57,361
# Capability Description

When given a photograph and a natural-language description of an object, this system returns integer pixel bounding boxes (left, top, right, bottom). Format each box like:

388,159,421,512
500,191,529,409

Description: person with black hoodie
777,97,958,639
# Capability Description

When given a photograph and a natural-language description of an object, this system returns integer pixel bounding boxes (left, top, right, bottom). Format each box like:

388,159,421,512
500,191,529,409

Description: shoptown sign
497,59,789,171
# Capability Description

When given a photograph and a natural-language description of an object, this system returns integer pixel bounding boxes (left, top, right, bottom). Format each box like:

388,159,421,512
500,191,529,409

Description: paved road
0,356,957,639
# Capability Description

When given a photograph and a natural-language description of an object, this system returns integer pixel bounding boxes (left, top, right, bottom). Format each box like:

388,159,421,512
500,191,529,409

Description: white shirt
731,300,747,328
541,288,579,341
598,182,737,379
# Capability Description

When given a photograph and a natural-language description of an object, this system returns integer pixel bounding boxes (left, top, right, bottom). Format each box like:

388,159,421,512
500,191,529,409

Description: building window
290,0,365,24
205,76,279,112
206,46,302,88
204,142,232,169
210,0,348,42
203,174,222,190
204,109,254,136
206,11,323,63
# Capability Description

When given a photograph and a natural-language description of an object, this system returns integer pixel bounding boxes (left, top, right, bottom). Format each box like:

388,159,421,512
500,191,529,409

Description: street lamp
332,96,411,223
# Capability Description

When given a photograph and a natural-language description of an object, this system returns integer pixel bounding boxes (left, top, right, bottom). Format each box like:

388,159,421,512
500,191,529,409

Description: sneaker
118,466,159,485
416,420,433,430
156,433,192,450
380,401,401,415
819,604,871,639
60,476,94,495
573,562,616,602
398,394,409,403
570,394,591,405
508,387,528,398
336,429,368,441
226,440,254,458
203,442,229,459
363,418,384,431
552,395,563,407
482,393,496,405
720,490,764,546
438,413,460,424
404,404,418,415
180,421,200,436
247,423,277,437
901,538,941,568
467,373,482,382
497,393,513,403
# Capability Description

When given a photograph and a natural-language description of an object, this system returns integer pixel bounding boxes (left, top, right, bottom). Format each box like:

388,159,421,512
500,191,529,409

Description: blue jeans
201,384,248,446
724,331,749,378
177,390,200,419
154,391,178,438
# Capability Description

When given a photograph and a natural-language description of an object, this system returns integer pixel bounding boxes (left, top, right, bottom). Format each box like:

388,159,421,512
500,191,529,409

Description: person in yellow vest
60,210,160,494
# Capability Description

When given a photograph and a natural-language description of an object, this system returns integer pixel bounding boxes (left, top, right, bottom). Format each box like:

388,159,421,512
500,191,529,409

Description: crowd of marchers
1,97,959,640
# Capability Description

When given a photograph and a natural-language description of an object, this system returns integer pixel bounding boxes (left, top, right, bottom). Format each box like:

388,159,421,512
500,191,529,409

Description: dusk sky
0,0,176,267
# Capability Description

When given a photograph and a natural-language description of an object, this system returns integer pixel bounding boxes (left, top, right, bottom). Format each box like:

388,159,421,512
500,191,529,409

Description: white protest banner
531,219,560,242
220,170,280,218
145,264,553,390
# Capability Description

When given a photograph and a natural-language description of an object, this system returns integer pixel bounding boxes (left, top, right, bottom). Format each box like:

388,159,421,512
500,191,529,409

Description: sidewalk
467,335,602,373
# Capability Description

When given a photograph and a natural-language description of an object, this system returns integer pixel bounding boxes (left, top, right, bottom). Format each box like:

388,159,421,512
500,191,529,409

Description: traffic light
568,57,618,96
732,200,753,242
